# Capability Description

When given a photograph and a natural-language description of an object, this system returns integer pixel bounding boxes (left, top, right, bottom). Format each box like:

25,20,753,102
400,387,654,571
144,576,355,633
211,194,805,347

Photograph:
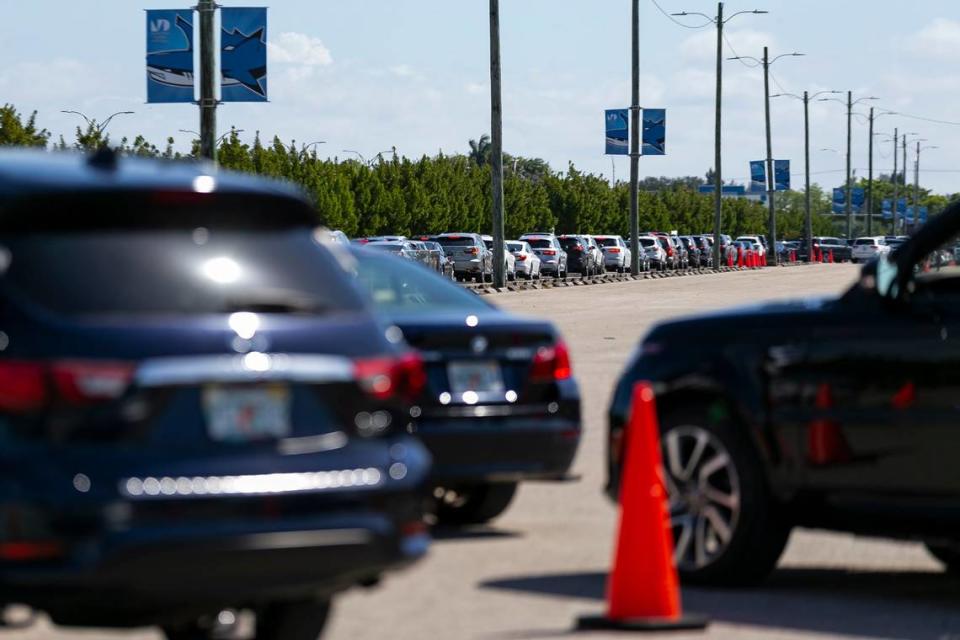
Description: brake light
464,247,479,255
0,359,135,413
516,254,527,261
530,341,572,382
354,353,426,402
0,541,64,562
608,247,621,254
543,249,556,256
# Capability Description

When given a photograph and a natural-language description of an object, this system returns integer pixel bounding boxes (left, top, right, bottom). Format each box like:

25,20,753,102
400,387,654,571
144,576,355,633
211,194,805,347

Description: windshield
507,242,524,251
596,237,617,247
526,238,553,248
352,248,489,312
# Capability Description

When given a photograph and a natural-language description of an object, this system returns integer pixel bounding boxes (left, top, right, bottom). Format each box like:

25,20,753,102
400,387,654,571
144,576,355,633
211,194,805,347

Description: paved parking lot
13,264,960,639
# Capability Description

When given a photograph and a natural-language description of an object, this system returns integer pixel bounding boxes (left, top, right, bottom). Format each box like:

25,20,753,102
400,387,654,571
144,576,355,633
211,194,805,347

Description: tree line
0,103,857,239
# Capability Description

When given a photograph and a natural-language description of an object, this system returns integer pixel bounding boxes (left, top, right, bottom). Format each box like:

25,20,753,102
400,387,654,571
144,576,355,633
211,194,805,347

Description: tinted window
352,249,489,312
436,236,477,247
596,237,618,247
559,238,582,249
526,238,553,248
854,239,876,246
1,230,363,317
507,242,524,251
639,238,657,247
482,240,494,249
368,243,404,253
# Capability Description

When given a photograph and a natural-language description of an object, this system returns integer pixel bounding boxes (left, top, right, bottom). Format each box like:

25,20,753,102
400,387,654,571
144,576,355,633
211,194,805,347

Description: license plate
447,361,504,401
203,384,292,443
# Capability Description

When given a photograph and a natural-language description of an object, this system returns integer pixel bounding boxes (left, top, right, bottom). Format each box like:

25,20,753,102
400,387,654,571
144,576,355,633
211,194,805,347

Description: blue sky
2,1,959,192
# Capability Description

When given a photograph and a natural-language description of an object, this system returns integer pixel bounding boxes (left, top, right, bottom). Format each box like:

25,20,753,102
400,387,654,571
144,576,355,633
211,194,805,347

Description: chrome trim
135,353,355,387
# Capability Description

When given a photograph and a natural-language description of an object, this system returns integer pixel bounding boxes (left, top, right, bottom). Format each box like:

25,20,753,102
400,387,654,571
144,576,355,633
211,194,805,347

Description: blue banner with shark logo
641,108,666,155
604,109,628,155
221,7,268,102
774,159,790,191
146,9,195,103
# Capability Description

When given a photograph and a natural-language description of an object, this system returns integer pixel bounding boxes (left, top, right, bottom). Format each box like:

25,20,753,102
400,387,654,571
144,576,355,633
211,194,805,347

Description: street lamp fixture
61,110,135,135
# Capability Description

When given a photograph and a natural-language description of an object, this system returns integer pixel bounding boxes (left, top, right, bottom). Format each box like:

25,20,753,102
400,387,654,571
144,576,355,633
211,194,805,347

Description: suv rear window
854,239,877,246
0,230,363,317
559,238,582,249
595,237,618,247
526,238,553,248
436,236,477,247
639,238,657,247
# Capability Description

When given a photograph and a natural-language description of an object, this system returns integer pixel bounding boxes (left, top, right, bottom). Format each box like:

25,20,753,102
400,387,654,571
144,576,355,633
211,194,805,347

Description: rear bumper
0,511,427,627
415,392,581,483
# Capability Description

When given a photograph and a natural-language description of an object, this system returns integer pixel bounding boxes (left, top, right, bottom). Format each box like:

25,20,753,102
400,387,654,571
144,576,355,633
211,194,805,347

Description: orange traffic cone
828,249,834,264
736,246,743,268
727,251,734,268
577,383,708,632
807,383,852,466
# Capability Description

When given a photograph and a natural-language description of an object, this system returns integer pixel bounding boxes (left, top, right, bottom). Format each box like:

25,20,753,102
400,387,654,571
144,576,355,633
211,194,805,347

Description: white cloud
903,18,960,57
268,32,333,66
390,64,415,78
680,28,775,64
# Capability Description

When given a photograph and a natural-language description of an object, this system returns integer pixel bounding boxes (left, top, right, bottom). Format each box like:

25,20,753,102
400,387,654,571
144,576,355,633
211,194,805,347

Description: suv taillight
0,360,134,413
530,341,572,382
354,353,426,403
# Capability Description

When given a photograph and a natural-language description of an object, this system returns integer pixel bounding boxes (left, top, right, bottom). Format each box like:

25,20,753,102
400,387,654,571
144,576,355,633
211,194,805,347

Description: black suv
608,199,960,586
0,150,431,639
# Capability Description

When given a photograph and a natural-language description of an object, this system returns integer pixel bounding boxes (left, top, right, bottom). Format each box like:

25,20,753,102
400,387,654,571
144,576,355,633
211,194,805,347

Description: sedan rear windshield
595,237,618,247
436,236,477,247
0,230,363,317
507,242,524,251
639,238,657,247
559,238,583,249
854,239,878,246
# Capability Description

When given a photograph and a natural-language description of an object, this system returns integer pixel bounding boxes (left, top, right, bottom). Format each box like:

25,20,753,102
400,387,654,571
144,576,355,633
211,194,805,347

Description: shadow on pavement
481,567,960,638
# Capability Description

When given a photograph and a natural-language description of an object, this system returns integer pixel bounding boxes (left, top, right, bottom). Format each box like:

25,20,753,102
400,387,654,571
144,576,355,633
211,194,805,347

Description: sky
2,1,959,193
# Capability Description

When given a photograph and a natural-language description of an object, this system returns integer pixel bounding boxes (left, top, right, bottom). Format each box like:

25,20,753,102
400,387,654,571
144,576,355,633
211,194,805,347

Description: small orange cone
736,246,743,268
577,383,708,632
829,249,834,264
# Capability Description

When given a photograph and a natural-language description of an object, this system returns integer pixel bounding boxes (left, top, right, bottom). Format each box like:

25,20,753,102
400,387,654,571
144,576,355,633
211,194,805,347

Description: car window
0,230,364,317
352,249,490,312
526,238,552,248
507,242,523,251
436,236,476,247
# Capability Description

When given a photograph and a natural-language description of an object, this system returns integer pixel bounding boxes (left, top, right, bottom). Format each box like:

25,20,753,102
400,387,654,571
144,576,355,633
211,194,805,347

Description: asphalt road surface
13,264,960,640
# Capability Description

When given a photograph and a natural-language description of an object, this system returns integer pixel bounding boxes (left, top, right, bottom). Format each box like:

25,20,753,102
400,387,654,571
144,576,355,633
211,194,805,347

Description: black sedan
0,150,431,639
608,199,960,586
350,247,582,525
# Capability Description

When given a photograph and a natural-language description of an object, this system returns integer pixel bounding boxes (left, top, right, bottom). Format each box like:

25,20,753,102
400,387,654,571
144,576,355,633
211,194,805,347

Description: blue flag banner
605,109,629,155
750,161,766,192
221,7,268,102
641,108,666,155
774,160,790,191
898,198,907,213
882,199,892,220
146,9,195,103
831,187,866,214
832,188,845,214
852,188,865,208
920,206,929,224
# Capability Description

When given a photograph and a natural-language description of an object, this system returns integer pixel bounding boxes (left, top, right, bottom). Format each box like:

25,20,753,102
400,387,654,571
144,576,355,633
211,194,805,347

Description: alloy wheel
662,425,741,571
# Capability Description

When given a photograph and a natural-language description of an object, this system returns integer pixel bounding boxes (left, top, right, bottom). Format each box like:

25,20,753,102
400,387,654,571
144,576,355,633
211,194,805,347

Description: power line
649,0,713,29
723,32,760,67
768,68,787,93
877,106,960,127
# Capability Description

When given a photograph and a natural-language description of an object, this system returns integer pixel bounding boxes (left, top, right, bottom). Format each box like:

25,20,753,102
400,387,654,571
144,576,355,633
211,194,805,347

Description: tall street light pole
818,93,877,239
900,134,921,230
730,49,803,266
864,110,897,236
772,89,840,262
671,3,766,269
489,0,506,288
915,143,937,227
629,0,640,275
198,0,217,162
892,128,899,233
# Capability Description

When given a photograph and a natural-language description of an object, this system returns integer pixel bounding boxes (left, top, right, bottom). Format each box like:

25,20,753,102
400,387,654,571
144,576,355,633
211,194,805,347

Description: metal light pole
730,49,803,266
629,0,640,275
671,4,767,269
915,143,937,227
900,134,922,230
818,93,877,239
61,110,135,146
198,0,217,162
772,89,840,262
489,0,506,288
892,129,899,233
342,150,367,164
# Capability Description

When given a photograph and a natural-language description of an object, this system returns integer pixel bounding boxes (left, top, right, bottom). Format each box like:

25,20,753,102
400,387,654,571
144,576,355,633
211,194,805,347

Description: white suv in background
851,236,890,263
735,235,766,257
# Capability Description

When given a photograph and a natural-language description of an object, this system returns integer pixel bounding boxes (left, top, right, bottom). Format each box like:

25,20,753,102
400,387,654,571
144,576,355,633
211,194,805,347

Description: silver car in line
434,232,494,282
507,240,542,279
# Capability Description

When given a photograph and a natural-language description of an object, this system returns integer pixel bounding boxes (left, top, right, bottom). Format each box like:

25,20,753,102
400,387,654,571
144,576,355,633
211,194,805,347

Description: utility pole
891,129,898,234
803,91,812,262
198,0,217,162
629,0,640,275
712,1,724,269
762,47,777,266
914,140,920,228
844,91,852,239
902,137,908,231
671,3,766,268
866,107,874,236
489,0,505,288
772,89,838,263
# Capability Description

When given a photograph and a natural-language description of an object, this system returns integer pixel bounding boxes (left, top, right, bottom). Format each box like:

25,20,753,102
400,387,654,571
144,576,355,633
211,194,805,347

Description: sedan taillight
354,353,426,403
530,341,572,382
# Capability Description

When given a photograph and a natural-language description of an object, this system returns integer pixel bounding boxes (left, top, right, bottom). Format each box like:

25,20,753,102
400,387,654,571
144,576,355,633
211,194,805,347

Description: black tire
926,542,960,575
657,402,791,586
435,482,518,525
256,600,331,640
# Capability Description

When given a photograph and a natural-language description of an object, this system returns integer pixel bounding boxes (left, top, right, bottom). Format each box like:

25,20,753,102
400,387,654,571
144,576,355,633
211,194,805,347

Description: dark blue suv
0,150,431,639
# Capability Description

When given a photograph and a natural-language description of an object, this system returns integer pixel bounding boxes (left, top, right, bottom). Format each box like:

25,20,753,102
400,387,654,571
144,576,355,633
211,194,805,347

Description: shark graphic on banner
146,10,195,103
221,7,268,102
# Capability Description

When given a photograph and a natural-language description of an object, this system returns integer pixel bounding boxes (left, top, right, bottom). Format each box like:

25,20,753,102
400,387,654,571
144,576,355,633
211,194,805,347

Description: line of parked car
0,150,581,639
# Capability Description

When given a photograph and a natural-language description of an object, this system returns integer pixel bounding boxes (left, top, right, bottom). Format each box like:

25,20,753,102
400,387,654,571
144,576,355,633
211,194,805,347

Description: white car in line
507,240,542,279
482,234,517,280
735,235,766,257
851,236,891,263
